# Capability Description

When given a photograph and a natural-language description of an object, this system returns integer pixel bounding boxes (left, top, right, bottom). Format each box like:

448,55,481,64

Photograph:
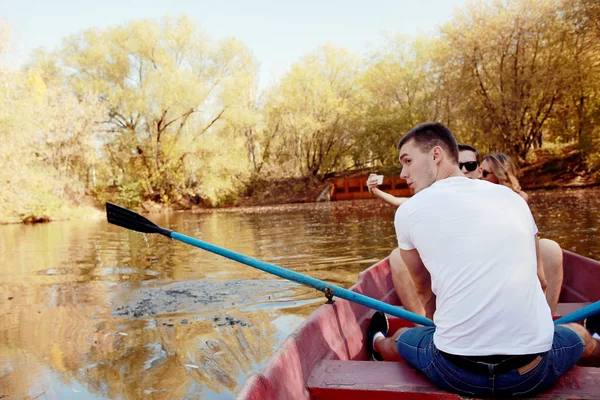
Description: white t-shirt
395,176,554,356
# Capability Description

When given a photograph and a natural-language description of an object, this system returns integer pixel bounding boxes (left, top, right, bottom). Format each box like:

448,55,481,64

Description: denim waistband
439,351,543,375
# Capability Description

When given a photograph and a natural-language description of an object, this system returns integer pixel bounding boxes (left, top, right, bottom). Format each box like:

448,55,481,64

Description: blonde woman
481,152,563,313
481,152,529,203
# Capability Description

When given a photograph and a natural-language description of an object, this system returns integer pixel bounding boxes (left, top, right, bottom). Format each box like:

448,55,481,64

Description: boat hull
237,250,600,399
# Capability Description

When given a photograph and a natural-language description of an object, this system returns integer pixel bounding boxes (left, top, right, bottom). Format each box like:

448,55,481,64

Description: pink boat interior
237,250,600,399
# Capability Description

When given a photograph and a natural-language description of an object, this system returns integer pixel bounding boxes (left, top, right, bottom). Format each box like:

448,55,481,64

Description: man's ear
432,146,443,162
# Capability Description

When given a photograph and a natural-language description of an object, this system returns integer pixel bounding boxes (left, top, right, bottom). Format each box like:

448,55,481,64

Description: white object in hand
375,175,384,185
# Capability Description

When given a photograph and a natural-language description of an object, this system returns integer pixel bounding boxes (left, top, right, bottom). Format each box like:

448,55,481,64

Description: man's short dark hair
458,144,481,163
397,122,459,164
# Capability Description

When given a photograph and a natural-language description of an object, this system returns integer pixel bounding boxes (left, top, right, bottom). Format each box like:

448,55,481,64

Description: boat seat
308,360,600,399
308,302,598,399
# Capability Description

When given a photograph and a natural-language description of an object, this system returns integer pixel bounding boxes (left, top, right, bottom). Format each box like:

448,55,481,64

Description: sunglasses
482,170,494,178
459,161,479,172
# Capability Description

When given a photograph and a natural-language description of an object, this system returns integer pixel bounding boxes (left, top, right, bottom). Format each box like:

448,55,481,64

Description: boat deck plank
308,360,600,399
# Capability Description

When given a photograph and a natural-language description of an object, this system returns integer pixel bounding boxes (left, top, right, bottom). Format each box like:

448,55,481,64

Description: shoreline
3,185,599,225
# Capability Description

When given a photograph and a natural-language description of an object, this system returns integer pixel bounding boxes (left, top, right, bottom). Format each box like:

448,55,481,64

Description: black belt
439,351,542,375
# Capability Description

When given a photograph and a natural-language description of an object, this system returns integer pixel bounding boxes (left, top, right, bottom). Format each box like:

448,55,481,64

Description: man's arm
535,235,548,293
399,248,436,320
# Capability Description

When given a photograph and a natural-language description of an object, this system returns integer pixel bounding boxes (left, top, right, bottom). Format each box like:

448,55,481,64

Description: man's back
395,176,553,355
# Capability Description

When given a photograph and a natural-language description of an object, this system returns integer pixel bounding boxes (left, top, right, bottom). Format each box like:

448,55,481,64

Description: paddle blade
106,202,172,237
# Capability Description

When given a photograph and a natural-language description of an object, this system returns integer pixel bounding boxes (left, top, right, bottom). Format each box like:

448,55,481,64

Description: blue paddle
106,202,435,327
106,202,599,328
554,300,600,325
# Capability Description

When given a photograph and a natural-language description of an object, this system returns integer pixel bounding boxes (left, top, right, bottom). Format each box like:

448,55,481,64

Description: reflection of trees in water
221,204,398,288
0,347,56,399
529,188,600,259
110,204,397,287
0,289,102,399
0,281,279,399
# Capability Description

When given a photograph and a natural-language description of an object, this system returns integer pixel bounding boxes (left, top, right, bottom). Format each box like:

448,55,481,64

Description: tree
359,35,444,168
25,61,107,192
440,0,574,160
60,16,258,204
265,44,363,179
550,0,600,164
0,28,102,221
218,63,286,183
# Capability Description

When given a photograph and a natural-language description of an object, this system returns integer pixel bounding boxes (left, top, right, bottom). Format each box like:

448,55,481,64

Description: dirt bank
520,148,600,190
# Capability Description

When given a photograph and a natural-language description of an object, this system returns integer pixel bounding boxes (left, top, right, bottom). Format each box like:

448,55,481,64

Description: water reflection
1,188,599,399
528,187,600,258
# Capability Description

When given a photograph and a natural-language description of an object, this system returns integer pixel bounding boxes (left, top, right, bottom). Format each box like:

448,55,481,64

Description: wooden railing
330,176,412,201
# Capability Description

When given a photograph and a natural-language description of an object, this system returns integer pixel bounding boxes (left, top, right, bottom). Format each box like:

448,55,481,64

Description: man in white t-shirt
368,142,564,316
367,122,599,397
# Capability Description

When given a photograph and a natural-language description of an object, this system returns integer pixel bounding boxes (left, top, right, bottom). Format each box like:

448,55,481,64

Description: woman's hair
483,153,522,193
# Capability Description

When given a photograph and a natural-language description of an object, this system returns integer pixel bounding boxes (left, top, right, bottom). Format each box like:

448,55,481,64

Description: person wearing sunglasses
457,144,482,179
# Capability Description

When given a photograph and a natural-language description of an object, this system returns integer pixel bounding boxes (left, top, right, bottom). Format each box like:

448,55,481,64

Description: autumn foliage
1,0,599,222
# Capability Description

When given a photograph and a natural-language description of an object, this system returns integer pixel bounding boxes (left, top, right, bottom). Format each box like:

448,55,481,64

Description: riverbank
226,146,600,208
520,147,600,190
0,204,104,225
2,146,599,224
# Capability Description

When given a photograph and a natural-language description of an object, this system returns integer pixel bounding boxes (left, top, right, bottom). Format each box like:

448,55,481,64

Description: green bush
117,182,144,208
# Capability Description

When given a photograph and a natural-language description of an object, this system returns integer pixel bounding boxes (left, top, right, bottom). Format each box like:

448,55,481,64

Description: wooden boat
237,250,600,399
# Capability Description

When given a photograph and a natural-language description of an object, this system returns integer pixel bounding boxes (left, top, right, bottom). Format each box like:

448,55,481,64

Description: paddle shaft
166,231,600,327
106,202,598,328
170,232,435,326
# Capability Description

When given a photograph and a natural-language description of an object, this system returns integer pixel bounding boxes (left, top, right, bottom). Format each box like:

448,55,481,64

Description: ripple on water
113,279,303,319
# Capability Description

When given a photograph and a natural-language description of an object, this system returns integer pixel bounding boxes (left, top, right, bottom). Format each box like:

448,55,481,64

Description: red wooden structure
331,176,412,201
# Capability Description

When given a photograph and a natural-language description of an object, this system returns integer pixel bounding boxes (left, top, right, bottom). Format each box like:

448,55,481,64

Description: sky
1,0,468,88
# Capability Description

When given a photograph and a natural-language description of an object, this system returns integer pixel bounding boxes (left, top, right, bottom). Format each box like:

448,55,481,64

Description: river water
1,187,599,399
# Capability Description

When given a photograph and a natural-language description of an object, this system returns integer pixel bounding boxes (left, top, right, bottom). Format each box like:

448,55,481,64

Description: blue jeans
396,325,584,397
